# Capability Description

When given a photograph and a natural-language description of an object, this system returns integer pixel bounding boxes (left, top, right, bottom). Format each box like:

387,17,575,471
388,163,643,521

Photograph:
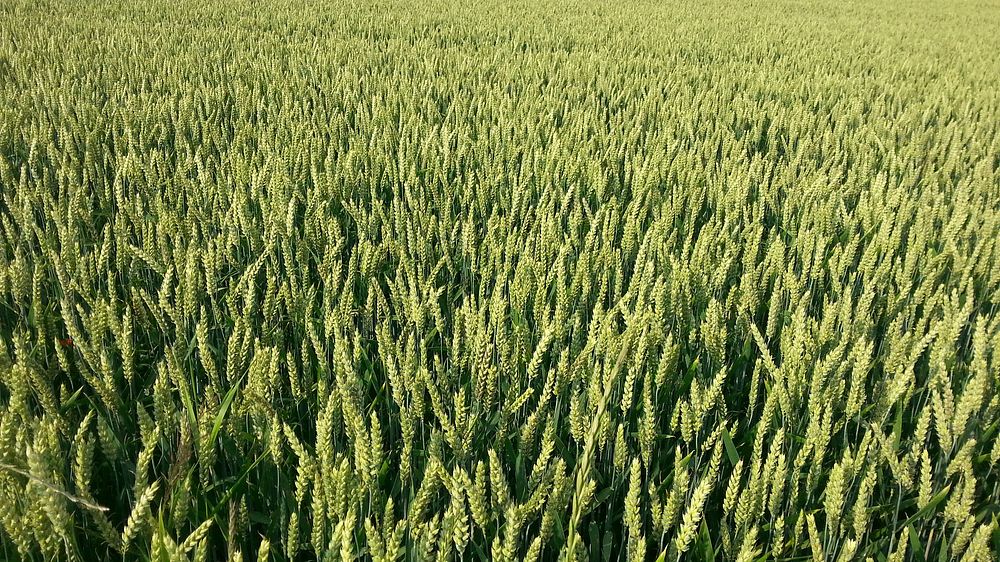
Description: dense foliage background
2,0,1000,560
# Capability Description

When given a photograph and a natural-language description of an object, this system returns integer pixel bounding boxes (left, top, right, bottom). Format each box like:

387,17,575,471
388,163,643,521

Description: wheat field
1,0,1000,560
